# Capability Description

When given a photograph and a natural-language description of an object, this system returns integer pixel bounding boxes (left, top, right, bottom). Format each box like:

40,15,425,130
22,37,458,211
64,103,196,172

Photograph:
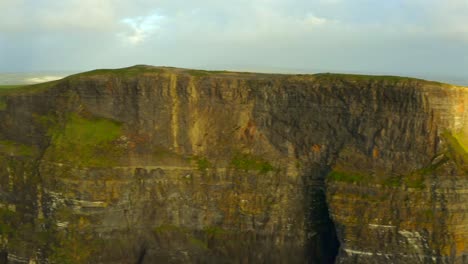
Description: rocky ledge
0,65,466,263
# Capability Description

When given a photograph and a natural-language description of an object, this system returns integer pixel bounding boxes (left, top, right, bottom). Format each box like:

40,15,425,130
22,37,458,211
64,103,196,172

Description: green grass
49,222,100,264
189,237,208,249
453,133,468,153
153,224,186,234
0,85,24,89
327,170,370,183
195,156,211,171
0,139,38,156
419,155,449,175
0,97,6,110
400,156,450,189
422,209,434,219
382,175,402,187
312,73,448,86
231,153,275,173
186,69,229,77
187,70,211,77
0,207,17,236
442,132,468,171
0,80,60,96
203,226,226,237
152,145,186,161
444,132,468,155
72,65,163,78
0,66,459,98
46,113,123,167
0,66,161,95
404,173,426,189
56,113,121,143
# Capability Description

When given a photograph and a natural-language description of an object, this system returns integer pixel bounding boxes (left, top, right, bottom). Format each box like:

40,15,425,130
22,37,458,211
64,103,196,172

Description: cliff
0,65,466,263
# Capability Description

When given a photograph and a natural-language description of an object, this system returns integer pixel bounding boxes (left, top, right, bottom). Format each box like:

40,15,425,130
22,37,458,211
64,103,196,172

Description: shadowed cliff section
0,65,466,263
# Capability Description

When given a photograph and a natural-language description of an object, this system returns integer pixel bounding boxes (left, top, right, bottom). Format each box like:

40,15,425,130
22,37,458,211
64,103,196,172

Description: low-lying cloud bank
24,76,64,84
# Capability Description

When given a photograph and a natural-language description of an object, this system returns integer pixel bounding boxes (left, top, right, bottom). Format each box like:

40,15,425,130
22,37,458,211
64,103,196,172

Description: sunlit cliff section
0,65,466,263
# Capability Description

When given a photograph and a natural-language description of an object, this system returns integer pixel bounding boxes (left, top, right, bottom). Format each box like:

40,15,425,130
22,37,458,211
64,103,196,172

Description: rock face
0,65,466,263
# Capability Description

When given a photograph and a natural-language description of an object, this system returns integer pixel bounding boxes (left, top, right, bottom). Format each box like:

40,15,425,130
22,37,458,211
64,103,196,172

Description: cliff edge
0,65,466,263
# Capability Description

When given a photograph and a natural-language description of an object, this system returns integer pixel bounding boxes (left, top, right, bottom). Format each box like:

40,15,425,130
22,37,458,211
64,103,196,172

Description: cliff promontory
0,65,466,263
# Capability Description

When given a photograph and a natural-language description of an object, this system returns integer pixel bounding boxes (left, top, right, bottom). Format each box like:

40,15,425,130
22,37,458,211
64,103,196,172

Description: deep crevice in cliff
303,166,340,264
322,191,341,264
136,247,147,264
0,251,7,264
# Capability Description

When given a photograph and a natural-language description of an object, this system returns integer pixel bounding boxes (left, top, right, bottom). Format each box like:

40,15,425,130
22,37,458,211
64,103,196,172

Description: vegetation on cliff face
49,213,101,264
327,162,449,189
231,153,275,173
45,113,124,167
442,132,468,173
327,170,370,184
0,207,16,239
0,140,38,157
327,150,451,189
0,66,466,263
454,133,468,153
0,98,6,110
194,156,212,171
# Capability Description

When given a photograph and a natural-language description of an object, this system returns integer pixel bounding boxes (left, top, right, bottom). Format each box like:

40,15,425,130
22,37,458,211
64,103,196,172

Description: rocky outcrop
0,66,466,263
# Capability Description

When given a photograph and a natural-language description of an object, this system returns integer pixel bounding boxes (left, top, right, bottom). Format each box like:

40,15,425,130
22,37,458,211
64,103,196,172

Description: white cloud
303,14,329,26
0,0,119,32
393,0,468,41
37,0,117,31
431,1,468,40
119,12,166,44
319,0,342,4
25,76,64,84
0,0,467,79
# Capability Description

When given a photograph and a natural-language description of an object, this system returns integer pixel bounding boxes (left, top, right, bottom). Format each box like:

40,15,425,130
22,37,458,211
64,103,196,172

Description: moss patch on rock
442,132,468,172
194,156,211,171
0,140,38,157
45,113,124,167
0,207,17,237
49,215,101,264
327,170,371,184
0,98,6,110
231,153,275,173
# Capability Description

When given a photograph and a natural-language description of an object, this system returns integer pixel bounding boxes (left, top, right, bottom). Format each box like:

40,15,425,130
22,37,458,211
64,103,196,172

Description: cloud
25,76,64,84
0,0,466,81
119,12,166,44
304,14,328,26
427,0,468,40
37,0,117,31
0,0,118,32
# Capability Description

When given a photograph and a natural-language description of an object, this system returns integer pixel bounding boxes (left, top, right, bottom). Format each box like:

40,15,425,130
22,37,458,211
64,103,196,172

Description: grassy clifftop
1,65,464,96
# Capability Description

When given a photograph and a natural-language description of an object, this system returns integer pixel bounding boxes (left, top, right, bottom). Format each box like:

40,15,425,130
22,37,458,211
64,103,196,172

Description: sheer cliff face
0,66,466,264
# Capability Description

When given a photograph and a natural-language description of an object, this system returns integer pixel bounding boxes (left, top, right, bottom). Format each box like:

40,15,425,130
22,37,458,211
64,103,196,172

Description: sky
0,0,467,84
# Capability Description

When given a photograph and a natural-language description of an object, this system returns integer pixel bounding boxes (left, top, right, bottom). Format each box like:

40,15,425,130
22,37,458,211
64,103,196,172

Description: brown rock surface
0,65,466,263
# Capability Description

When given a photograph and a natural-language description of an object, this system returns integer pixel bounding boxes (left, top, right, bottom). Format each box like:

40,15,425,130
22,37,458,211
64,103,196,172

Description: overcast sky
0,0,467,82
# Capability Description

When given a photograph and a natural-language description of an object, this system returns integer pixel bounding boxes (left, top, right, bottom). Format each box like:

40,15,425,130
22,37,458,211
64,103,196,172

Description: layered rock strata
0,66,466,263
